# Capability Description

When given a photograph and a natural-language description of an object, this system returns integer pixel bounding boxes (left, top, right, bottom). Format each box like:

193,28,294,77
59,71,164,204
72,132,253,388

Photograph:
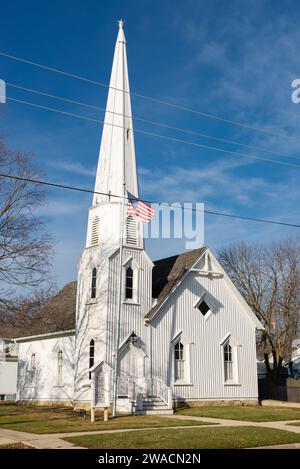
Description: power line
6,95,300,170
0,50,293,141
7,82,300,163
0,171,299,228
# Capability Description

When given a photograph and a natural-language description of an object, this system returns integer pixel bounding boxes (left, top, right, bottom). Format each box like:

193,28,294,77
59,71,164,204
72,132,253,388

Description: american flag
127,191,155,224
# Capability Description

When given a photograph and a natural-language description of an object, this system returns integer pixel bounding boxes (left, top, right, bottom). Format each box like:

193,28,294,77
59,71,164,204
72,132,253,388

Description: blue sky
1,0,300,288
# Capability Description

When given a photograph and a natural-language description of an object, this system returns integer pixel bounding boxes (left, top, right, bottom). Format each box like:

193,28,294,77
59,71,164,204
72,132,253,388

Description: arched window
125,267,133,299
90,216,99,246
89,339,95,380
91,267,97,299
126,216,137,246
57,351,63,384
30,353,36,371
174,342,184,381
224,343,233,382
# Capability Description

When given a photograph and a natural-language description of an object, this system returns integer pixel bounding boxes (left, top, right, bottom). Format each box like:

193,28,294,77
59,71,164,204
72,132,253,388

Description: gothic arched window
90,216,99,246
224,343,233,382
174,342,184,381
125,266,134,299
91,267,97,299
30,353,36,371
89,339,95,380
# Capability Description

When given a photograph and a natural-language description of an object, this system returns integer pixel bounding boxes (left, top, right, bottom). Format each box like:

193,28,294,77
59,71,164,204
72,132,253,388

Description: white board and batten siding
16,332,75,403
106,247,153,368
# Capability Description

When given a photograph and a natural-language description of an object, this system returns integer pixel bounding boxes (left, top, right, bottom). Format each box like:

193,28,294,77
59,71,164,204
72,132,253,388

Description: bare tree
0,137,54,333
0,285,56,337
219,238,300,382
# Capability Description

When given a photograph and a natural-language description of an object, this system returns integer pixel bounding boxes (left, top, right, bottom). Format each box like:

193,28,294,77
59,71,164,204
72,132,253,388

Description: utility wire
0,172,299,228
0,50,292,140
6,95,300,170
7,82,300,162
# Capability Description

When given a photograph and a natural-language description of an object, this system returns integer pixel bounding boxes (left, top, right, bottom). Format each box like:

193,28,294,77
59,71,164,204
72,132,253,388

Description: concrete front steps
136,396,173,415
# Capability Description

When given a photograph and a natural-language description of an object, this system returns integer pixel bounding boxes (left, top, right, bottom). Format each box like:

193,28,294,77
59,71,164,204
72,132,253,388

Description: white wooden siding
17,335,75,402
150,271,258,400
107,248,153,367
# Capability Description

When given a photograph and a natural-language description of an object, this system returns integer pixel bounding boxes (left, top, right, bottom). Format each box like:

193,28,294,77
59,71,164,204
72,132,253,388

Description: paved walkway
0,428,85,449
164,413,300,433
1,414,300,449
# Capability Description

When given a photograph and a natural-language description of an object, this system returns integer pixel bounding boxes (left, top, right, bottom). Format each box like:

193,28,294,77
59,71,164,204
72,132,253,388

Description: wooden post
91,406,95,423
104,407,109,422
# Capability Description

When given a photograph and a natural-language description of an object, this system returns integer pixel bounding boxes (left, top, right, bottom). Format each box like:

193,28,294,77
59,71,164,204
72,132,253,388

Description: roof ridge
154,246,207,264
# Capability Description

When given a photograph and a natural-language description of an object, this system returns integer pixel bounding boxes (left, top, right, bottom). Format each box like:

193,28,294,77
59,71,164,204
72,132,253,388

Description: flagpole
112,182,126,418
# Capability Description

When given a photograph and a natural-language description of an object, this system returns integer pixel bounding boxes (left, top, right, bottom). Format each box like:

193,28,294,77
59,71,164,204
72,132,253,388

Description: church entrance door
118,343,146,397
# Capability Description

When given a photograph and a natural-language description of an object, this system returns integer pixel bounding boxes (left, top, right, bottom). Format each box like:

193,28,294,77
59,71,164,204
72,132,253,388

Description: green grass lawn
176,405,300,422
0,403,211,434
65,426,300,449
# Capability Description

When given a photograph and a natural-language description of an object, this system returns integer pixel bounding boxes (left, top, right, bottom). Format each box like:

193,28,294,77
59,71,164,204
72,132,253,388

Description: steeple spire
93,21,139,206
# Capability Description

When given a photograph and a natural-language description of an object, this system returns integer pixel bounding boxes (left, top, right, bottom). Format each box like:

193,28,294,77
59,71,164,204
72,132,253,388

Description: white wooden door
118,344,145,395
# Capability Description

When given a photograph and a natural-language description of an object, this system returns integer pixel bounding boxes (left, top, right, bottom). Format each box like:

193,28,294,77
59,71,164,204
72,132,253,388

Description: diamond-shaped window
197,300,210,316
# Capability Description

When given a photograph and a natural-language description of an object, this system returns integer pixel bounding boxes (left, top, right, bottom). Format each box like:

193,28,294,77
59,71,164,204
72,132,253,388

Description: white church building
15,22,263,413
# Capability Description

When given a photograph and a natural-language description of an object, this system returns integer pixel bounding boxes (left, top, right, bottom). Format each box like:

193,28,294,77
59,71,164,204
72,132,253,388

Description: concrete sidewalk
163,413,300,433
0,428,85,449
1,414,300,449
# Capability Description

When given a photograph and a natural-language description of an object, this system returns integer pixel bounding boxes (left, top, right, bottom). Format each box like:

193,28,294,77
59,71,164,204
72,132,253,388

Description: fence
258,378,300,403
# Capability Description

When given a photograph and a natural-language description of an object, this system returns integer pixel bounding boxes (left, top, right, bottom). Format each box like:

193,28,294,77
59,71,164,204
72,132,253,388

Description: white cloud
140,158,268,208
35,198,90,217
47,160,96,177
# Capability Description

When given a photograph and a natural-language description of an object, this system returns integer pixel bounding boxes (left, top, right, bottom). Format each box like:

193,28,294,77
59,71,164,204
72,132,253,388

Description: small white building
0,339,18,400
15,22,263,413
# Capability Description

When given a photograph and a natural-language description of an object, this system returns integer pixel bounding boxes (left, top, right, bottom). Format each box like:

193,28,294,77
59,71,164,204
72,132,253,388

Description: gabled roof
147,247,207,320
147,247,263,330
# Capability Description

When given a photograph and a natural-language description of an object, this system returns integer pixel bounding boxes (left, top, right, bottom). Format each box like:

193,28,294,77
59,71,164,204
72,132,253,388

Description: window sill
86,299,97,305
224,382,241,386
203,310,213,321
53,385,64,388
122,301,140,306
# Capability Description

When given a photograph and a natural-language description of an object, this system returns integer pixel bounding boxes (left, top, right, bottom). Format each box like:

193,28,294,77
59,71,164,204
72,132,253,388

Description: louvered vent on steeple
90,216,100,246
126,216,137,246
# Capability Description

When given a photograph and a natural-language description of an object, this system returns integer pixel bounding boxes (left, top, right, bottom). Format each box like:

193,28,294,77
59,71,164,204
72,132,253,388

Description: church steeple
86,21,142,250
93,20,139,206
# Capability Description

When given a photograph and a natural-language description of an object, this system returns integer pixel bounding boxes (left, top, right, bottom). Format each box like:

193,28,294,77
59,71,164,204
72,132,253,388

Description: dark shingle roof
34,281,77,334
2,281,77,339
148,247,207,320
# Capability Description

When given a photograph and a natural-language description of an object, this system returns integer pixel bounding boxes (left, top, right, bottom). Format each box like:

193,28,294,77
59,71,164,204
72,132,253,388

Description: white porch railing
118,375,173,410
147,377,173,410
